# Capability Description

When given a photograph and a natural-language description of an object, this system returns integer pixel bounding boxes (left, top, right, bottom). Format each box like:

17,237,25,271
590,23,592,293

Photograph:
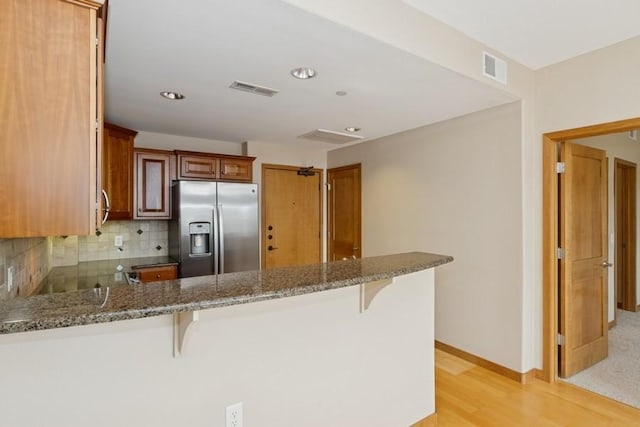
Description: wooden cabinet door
178,154,219,180
0,0,102,238
103,123,136,220
134,150,172,219
220,158,253,182
176,151,255,182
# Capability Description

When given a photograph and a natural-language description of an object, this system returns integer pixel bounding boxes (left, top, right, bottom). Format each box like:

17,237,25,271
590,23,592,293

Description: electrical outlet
114,235,123,247
7,266,14,292
226,402,243,427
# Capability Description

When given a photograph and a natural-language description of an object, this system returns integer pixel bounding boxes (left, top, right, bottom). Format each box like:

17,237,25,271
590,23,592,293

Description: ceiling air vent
483,51,507,85
229,80,279,97
298,129,364,144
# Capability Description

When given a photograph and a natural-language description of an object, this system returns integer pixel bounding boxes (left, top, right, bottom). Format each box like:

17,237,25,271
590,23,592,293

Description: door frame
614,158,637,313
542,117,640,382
260,163,323,269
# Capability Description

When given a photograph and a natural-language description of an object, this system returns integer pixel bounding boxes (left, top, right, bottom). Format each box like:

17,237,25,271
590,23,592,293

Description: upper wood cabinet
102,123,136,221
220,157,254,182
134,149,175,219
175,151,255,182
0,0,103,238
178,153,219,180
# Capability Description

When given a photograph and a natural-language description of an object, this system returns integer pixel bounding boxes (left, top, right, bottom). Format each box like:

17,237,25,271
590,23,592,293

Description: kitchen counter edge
0,252,452,335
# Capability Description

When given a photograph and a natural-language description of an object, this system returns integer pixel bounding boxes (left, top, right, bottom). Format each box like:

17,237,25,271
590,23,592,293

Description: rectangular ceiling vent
483,51,507,85
230,80,279,97
298,129,364,144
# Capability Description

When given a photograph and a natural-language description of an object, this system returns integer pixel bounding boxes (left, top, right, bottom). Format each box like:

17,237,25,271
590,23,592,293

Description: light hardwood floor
432,349,640,426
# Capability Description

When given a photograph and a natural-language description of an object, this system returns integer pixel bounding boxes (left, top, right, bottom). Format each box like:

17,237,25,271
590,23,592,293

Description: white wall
135,131,243,155
576,132,640,314
285,0,538,374
328,102,523,371
0,270,435,427
534,36,640,365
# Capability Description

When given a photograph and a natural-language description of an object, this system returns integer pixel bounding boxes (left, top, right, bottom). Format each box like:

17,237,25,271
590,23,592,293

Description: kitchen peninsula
0,252,451,427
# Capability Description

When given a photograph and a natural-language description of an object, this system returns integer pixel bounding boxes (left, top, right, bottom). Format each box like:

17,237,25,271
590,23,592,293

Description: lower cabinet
134,149,174,219
133,265,177,283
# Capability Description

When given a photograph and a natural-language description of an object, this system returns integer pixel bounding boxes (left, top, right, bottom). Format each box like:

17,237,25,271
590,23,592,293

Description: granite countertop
35,256,178,295
0,252,452,335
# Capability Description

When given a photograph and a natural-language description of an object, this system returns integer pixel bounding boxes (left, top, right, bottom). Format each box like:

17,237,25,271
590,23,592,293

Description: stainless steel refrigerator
168,180,259,278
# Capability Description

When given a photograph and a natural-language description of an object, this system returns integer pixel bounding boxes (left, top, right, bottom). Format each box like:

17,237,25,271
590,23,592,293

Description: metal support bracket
173,310,199,357
359,278,393,312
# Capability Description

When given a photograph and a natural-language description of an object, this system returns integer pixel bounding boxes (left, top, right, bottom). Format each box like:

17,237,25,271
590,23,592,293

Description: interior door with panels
559,141,608,378
328,164,361,261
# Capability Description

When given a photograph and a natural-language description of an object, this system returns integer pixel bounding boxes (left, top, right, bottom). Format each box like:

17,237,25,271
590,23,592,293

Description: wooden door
614,158,637,312
328,164,361,261
262,164,322,269
559,142,608,377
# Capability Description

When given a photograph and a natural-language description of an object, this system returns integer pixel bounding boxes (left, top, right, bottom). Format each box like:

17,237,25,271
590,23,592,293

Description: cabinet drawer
220,158,253,182
134,265,177,283
179,155,219,180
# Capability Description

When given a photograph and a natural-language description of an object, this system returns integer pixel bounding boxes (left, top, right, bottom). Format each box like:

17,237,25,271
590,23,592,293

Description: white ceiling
404,0,640,70
104,0,516,149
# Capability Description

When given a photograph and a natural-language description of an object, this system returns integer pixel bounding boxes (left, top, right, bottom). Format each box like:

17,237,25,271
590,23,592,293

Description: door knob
602,261,613,268
268,245,279,251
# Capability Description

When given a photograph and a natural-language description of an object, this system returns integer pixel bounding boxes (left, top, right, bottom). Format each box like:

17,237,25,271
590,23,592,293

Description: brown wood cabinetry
220,157,254,182
178,153,219,180
134,149,174,219
176,151,255,182
133,265,177,283
0,0,103,238
102,123,136,221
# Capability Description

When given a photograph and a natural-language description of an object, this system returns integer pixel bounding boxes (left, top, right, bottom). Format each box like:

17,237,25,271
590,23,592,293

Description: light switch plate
114,235,123,247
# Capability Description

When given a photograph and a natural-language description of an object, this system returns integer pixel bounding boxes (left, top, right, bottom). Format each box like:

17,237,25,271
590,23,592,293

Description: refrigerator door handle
218,204,225,274
212,206,219,276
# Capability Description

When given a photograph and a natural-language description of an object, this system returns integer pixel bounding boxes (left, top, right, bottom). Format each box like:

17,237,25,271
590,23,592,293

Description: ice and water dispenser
189,222,211,255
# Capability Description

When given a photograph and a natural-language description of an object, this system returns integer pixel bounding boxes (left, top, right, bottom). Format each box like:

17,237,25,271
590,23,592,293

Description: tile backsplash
0,221,169,299
0,237,49,300
52,220,169,265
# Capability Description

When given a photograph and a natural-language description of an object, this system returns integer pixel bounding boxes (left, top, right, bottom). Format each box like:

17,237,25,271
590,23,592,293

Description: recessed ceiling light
160,91,185,100
336,91,347,96
290,67,317,80
345,127,361,133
